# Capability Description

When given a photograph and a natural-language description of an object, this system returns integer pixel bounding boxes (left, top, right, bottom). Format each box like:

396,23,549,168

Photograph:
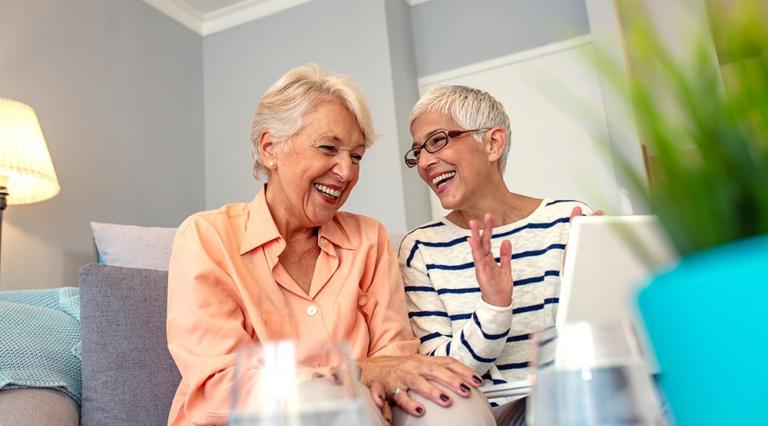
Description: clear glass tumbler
229,340,369,426
528,321,665,426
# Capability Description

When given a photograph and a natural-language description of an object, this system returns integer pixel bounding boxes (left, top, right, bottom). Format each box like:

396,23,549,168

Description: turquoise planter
637,235,768,426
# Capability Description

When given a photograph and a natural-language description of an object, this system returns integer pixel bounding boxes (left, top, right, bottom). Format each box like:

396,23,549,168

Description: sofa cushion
79,263,180,426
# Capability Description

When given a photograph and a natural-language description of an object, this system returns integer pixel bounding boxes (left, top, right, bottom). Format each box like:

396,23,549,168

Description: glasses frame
404,128,491,168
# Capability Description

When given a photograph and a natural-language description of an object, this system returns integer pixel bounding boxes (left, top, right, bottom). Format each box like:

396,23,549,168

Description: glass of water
528,321,665,426
229,340,369,426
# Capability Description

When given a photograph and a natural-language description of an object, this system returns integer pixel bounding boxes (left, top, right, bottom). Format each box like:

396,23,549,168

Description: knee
393,386,494,426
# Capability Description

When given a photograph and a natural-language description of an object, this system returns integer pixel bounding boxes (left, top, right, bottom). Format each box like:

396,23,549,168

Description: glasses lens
425,132,449,153
404,149,419,167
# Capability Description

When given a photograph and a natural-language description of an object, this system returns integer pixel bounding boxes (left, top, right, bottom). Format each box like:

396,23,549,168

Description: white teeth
314,183,341,198
432,171,456,186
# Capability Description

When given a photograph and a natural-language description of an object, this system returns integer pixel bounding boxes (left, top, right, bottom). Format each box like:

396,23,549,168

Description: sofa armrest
79,263,180,426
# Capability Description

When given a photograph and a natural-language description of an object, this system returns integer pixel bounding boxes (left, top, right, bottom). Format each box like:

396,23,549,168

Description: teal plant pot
637,235,768,426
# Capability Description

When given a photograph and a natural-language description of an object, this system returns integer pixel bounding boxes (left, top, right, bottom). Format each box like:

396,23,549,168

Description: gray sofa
0,263,181,426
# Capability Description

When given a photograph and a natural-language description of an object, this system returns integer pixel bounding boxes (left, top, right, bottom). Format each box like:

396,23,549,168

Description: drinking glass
229,340,369,426
528,321,665,426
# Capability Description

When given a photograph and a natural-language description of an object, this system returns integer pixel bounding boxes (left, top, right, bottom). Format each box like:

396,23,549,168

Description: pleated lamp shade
0,98,60,205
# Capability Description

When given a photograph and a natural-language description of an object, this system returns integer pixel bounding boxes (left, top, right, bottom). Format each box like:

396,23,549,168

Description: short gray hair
250,64,376,179
409,85,511,171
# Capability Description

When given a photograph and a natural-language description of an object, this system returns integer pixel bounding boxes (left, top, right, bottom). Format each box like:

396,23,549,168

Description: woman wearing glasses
398,85,592,425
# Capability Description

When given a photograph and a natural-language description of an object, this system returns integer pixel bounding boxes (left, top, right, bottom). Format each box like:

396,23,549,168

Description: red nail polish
415,407,424,415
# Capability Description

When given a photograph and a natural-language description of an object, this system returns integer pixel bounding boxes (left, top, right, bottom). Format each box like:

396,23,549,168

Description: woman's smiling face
265,99,366,228
411,110,493,211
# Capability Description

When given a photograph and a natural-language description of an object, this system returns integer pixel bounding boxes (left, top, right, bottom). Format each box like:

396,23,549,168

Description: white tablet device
558,215,678,372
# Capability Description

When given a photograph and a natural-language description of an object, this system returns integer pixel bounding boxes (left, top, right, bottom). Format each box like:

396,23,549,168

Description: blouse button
358,296,368,306
306,305,318,316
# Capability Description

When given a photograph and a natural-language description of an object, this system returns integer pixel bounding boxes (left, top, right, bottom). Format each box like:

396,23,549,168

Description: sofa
0,263,181,426
0,222,407,426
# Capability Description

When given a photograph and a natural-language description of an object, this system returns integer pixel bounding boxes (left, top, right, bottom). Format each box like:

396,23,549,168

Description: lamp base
0,185,6,281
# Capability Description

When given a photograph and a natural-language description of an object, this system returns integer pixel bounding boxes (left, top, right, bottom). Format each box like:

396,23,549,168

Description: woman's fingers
433,357,482,390
468,221,487,274
482,214,495,252
499,239,513,284
391,386,425,417
408,359,478,402
380,400,392,425
405,375,455,408
370,381,387,407
570,206,583,219
468,220,481,254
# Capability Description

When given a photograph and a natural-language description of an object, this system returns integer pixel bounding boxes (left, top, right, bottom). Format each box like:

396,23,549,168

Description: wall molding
417,35,593,88
143,0,313,36
143,0,204,34
402,0,434,5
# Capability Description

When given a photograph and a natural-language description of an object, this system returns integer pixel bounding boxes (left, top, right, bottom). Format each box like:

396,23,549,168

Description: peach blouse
166,187,419,425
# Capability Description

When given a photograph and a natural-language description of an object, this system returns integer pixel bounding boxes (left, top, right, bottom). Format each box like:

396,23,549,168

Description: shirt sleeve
363,224,420,358
166,218,254,425
399,236,513,376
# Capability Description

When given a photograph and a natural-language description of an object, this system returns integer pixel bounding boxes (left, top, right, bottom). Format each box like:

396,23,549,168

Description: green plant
607,0,768,257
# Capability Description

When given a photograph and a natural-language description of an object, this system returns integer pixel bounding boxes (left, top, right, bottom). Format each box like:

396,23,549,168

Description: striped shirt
398,199,591,404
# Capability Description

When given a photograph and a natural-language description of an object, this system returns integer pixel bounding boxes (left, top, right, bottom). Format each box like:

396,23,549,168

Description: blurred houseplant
605,1,768,424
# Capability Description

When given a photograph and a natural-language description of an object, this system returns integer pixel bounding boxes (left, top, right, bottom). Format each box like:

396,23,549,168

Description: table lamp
0,98,60,275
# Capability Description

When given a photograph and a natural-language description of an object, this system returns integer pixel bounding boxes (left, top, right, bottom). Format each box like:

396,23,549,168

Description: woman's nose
333,154,356,182
418,149,438,169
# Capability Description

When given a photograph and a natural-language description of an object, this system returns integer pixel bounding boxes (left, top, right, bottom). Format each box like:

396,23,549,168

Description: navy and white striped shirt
398,199,591,405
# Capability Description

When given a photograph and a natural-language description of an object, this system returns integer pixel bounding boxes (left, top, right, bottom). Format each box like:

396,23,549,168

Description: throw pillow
90,222,176,271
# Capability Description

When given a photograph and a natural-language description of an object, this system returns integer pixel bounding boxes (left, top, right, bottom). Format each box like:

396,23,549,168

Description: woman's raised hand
469,214,513,307
358,354,483,421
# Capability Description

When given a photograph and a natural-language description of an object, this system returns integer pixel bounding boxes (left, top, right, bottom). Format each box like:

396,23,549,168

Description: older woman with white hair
399,85,593,425
166,66,495,426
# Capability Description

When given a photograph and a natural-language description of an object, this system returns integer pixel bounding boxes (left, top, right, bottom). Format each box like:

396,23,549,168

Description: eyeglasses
404,128,490,168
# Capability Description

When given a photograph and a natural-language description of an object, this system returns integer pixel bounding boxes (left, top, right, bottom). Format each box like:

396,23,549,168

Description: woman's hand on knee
358,354,483,417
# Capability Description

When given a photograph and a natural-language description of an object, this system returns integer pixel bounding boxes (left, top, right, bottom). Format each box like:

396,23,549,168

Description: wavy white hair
250,64,376,178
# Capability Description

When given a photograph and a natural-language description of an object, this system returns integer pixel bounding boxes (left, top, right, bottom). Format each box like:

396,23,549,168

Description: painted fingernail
440,393,450,402
473,375,483,385
460,383,470,393
415,407,424,415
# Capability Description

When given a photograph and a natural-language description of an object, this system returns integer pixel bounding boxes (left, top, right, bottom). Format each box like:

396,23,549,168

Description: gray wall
202,0,590,234
0,0,205,289
203,0,416,233
410,0,591,77
0,0,591,289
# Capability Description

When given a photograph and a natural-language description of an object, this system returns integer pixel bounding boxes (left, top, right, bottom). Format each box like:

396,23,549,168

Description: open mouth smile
431,171,456,192
314,183,342,204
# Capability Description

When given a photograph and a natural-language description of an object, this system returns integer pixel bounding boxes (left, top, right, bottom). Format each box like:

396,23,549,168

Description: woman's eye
352,154,363,162
427,135,447,148
318,145,337,154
